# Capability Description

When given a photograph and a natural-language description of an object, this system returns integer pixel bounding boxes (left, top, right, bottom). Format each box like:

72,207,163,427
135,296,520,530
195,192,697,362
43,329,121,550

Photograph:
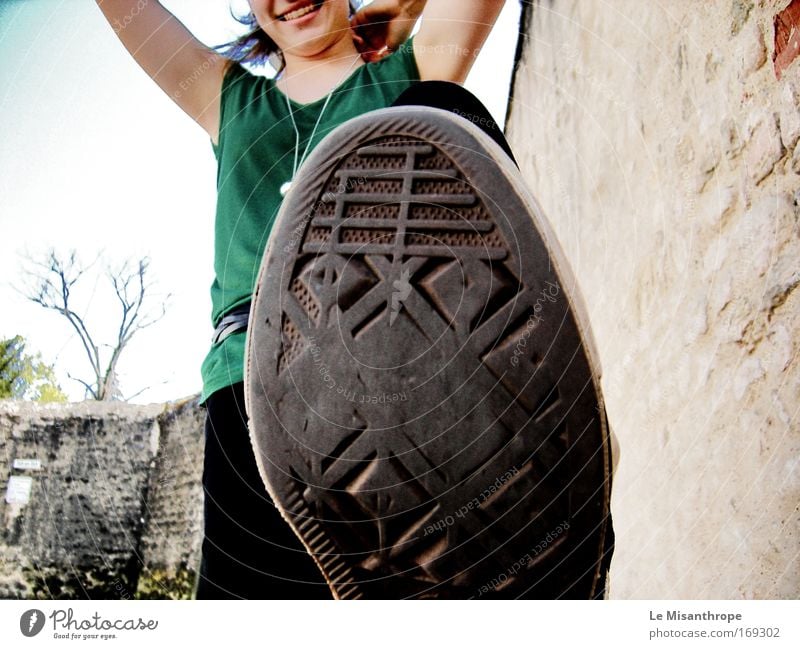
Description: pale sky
0,0,522,404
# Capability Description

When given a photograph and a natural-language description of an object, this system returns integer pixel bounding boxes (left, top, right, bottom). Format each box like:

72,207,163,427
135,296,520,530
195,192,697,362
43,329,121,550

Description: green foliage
0,335,67,403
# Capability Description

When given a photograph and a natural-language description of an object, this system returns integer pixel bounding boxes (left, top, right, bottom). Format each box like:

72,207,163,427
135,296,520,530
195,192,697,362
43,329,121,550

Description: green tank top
201,40,420,402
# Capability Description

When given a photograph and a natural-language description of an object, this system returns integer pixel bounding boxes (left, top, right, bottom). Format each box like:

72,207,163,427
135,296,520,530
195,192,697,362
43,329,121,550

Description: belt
212,303,251,345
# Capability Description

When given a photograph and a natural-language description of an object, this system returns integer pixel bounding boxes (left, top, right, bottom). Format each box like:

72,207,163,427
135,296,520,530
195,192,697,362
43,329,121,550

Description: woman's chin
285,24,353,57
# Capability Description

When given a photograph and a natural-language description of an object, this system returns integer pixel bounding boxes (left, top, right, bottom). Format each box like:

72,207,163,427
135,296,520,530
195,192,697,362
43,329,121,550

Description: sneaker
245,106,614,599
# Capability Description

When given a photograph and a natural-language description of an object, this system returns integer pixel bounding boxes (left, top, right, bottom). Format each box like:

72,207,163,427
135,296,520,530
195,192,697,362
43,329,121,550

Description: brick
731,0,754,36
733,356,764,400
738,21,767,79
721,116,744,159
745,115,784,183
779,80,800,150
773,0,800,79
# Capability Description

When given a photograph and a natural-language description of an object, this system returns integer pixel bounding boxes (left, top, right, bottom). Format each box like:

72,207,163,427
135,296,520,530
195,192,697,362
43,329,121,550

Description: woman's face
250,1,353,58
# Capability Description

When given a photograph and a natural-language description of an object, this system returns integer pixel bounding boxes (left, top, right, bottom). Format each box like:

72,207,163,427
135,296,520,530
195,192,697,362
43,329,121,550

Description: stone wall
136,398,205,599
507,0,799,598
0,398,204,599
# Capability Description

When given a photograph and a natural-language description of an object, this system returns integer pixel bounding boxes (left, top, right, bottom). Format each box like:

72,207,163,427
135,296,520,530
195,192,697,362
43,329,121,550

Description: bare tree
20,250,169,401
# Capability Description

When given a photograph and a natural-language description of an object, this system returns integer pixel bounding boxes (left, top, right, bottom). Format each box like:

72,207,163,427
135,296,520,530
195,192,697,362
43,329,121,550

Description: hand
350,0,423,62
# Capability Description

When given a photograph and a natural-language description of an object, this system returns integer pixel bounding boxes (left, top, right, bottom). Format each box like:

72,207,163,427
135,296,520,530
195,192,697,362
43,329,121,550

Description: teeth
281,3,318,21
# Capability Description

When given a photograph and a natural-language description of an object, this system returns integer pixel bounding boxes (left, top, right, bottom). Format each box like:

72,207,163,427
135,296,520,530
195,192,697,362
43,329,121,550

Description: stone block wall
136,398,205,599
0,398,204,599
507,0,799,598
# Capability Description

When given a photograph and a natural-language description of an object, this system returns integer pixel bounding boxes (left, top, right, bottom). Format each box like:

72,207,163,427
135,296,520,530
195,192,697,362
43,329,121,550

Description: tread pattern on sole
249,118,611,600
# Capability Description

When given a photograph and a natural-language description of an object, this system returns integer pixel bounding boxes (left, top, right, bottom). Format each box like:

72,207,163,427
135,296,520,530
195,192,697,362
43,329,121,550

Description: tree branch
18,249,170,401
67,372,98,400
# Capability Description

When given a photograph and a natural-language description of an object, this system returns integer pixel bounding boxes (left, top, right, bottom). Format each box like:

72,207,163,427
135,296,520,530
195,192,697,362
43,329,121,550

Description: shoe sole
245,107,613,599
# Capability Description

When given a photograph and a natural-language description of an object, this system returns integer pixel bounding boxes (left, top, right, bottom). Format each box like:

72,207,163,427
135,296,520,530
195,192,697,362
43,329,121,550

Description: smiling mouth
278,0,324,22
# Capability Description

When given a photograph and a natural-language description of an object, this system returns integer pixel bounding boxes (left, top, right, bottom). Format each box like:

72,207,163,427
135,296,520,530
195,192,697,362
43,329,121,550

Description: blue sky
0,0,522,403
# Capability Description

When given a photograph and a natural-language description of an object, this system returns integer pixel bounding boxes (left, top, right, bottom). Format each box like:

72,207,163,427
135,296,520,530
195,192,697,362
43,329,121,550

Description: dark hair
217,1,361,73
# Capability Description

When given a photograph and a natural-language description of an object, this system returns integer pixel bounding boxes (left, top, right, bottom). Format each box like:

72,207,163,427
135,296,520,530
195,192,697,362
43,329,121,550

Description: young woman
95,0,516,598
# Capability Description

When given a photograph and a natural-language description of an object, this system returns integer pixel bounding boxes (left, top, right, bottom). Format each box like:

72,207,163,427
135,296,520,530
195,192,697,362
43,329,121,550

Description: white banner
0,600,797,648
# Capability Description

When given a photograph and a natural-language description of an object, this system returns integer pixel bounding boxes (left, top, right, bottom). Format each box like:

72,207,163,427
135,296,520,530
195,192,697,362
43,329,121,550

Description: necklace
280,56,361,197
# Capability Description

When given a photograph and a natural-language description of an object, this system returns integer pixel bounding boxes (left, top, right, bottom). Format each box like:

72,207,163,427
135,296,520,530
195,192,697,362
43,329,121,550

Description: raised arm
413,0,505,82
351,0,506,83
94,0,228,143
